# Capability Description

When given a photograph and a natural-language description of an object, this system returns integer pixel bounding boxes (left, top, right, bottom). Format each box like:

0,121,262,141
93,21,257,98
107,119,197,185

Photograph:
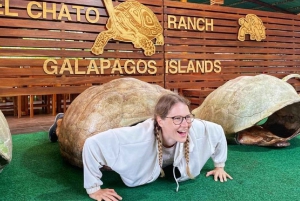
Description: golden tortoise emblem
238,14,266,42
91,0,164,56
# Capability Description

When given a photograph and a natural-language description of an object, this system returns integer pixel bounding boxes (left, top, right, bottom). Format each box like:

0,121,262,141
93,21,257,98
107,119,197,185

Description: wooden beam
244,0,294,14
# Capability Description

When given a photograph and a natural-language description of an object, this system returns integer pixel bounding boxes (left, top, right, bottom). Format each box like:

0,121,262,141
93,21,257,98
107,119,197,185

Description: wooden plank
0,38,138,51
165,46,300,54
0,28,97,40
0,86,88,96
164,1,298,20
0,75,165,87
165,53,300,60
165,38,300,48
0,58,165,67
0,18,102,32
220,61,300,67
0,49,164,58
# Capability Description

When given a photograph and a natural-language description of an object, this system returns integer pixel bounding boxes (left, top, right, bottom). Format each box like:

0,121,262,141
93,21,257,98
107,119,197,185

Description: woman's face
157,102,192,146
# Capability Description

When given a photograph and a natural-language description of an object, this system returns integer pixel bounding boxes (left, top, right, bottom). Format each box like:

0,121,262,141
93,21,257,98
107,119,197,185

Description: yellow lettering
73,5,84,22
100,59,111,74
165,60,169,73
111,60,123,74
169,60,178,74
58,3,71,21
205,60,213,73
27,2,42,18
206,19,214,31
87,60,99,74
178,16,187,29
196,60,205,73
74,59,85,74
124,60,136,74
136,60,147,74
43,2,56,19
214,60,221,73
0,2,3,15
4,0,18,16
147,60,157,74
187,60,195,73
197,18,205,31
187,17,196,30
86,7,99,23
178,60,185,73
59,59,74,74
167,16,213,32
43,59,57,74
168,15,177,29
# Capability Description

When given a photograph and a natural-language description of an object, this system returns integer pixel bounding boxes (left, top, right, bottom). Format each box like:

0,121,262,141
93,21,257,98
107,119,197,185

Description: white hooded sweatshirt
82,118,227,194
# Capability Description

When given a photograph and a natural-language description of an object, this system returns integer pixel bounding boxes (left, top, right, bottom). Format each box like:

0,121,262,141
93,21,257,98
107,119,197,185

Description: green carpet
1,132,300,201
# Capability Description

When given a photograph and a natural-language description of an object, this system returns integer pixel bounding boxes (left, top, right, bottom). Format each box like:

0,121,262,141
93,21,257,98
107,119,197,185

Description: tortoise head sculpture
192,74,300,147
0,110,12,172
91,0,164,56
57,78,172,167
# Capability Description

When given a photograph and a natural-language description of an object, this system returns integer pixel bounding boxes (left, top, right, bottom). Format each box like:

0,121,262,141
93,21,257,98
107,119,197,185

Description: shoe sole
48,113,64,142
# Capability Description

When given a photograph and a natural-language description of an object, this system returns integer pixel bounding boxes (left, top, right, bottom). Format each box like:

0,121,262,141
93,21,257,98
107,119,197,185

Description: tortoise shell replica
91,0,164,56
193,74,300,147
57,78,172,167
0,110,12,172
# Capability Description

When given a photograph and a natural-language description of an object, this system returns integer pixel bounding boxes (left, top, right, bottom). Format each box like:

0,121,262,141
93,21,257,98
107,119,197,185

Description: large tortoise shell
58,78,171,167
192,74,300,135
0,110,12,172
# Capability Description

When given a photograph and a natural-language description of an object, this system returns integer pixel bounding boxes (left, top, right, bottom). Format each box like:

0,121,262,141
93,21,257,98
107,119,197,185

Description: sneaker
48,113,64,142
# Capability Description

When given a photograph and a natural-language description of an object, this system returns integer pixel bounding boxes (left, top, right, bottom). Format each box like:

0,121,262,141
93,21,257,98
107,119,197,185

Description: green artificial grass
1,132,300,201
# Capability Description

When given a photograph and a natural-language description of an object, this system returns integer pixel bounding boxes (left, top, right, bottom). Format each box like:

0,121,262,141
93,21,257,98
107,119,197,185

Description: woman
82,93,232,201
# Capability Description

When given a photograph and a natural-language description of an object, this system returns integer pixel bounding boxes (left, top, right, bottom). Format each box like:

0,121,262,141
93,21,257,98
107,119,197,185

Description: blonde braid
184,135,194,179
155,123,165,177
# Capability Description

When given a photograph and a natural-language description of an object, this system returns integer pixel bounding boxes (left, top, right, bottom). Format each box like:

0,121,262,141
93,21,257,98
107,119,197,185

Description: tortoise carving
238,14,266,42
0,110,12,172
57,78,172,167
91,0,164,56
193,74,300,147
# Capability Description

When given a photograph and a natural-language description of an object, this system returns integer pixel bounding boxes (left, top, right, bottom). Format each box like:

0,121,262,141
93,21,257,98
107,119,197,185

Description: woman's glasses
165,114,195,125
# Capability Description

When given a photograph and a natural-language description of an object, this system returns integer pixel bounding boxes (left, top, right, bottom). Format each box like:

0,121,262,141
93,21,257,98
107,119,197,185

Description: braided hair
153,93,193,179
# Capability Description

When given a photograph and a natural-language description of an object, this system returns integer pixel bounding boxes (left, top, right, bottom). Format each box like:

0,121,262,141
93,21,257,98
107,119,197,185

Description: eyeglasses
165,114,195,125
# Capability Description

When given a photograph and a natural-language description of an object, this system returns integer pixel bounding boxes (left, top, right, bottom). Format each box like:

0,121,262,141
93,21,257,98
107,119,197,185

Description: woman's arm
207,124,233,182
82,131,119,195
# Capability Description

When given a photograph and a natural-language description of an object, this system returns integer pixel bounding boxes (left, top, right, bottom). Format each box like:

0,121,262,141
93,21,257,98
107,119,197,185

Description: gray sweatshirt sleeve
82,130,119,194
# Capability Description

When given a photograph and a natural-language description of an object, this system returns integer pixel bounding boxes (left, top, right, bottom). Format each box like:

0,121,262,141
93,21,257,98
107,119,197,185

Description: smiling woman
79,92,232,201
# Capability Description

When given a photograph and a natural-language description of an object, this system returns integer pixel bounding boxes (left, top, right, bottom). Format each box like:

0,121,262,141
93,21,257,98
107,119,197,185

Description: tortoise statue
0,110,12,172
57,78,172,167
91,0,164,56
193,74,300,147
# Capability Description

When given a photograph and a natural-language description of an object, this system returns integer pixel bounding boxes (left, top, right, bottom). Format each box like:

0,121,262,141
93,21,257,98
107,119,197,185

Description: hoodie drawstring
173,166,179,192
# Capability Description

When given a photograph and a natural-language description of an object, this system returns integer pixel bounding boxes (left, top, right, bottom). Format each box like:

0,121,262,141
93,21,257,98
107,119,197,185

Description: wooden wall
164,1,300,108
0,0,164,96
0,0,164,116
0,0,300,115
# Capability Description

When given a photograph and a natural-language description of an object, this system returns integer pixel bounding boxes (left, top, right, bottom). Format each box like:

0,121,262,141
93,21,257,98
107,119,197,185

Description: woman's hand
206,167,233,182
89,189,122,201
